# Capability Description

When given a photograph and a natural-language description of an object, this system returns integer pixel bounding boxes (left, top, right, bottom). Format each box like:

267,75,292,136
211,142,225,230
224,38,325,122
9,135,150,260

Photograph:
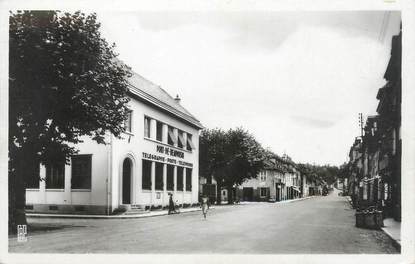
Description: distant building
25,71,203,215
237,154,305,202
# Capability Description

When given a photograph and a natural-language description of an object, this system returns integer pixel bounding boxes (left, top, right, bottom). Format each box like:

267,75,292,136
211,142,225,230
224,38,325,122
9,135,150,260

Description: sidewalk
215,195,316,208
381,218,401,250
26,196,315,219
26,207,203,219
342,196,401,250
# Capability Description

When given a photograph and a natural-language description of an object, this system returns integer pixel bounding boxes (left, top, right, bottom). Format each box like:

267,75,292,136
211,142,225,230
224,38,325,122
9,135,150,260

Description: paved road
9,190,398,254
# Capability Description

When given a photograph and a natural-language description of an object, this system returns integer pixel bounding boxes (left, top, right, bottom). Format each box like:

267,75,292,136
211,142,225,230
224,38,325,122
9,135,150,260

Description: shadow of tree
28,223,89,234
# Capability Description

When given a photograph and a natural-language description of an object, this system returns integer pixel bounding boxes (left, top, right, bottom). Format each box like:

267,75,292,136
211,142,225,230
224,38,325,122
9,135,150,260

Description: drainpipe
106,134,113,216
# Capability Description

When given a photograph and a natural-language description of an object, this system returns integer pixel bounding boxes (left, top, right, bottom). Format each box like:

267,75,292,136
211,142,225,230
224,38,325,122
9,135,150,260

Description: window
177,166,184,191
260,187,267,197
186,133,195,151
186,168,192,191
167,165,174,191
26,164,40,189
144,116,151,138
142,159,152,190
259,171,266,181
156,121,163,141
46,164,65,189
363,182,368,200
167,126,177,146
155,162,164,190
124,110,132,133
178,130,185,149
71,155,92,189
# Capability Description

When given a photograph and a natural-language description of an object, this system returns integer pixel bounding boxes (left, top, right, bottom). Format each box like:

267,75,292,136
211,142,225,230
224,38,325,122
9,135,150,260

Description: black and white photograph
1,1,415,264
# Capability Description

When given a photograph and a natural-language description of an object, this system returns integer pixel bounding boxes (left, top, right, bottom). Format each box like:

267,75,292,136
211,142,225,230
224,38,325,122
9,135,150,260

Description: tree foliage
9,10,131,233
297,163,340,185
199,127,266,204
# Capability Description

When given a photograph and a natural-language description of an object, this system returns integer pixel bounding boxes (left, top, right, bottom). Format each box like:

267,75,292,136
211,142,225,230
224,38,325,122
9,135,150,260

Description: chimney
174,94,181,104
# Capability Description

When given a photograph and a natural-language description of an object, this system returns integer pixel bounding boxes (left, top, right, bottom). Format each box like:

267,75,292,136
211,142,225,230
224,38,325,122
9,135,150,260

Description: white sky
98,11,401,166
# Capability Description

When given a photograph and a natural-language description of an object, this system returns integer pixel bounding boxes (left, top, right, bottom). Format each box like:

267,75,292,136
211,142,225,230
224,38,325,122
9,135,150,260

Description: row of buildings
24,62,327,214
200,154,325,204
344,27,401,221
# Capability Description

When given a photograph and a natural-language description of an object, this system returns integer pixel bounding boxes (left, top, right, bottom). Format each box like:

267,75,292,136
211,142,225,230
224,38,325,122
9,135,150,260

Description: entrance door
276,184,280,201
122,158,132,204
243,187,254,201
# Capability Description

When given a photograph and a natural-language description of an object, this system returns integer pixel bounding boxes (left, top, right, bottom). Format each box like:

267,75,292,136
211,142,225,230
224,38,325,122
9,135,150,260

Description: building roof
127,72,203,129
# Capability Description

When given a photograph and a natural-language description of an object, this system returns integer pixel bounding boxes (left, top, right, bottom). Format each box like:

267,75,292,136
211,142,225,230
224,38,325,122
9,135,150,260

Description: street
9,190,398,254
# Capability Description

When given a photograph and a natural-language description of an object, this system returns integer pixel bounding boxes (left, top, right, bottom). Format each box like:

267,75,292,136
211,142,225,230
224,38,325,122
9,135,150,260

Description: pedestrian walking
201,195,210,219
168,193,177,215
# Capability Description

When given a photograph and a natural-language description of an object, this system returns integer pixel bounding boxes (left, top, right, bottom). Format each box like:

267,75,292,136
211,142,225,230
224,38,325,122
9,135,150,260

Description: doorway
276,184,281,201
242,187,254,201
122,158,132,204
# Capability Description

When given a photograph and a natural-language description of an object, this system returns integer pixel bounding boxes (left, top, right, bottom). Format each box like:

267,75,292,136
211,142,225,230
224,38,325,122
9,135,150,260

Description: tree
199,128,227,204
199,128,266,204
297,162,340,186
222,128,265,204
9,11,131,233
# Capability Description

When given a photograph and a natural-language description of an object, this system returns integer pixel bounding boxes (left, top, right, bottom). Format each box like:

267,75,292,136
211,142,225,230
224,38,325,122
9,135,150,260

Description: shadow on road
28,223,90,235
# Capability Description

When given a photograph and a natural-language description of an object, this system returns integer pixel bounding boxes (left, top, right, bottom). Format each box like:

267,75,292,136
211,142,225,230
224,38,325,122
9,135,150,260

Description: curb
26,208,203,220
381,227,401,251
26,196,315,219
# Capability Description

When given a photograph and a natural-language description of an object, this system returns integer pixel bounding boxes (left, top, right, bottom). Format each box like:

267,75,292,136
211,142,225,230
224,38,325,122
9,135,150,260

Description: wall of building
25,136,111,214
110,98,200,211
25,97,200,214
237,169,302,202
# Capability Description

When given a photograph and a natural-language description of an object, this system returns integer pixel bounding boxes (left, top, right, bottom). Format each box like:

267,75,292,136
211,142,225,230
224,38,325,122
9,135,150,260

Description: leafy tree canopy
199,127,266,203
8,10,131,233
9,10,132,169
297,163,340,185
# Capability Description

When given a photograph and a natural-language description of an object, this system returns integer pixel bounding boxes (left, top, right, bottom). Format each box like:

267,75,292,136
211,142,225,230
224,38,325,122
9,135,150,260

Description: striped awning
168,129,178,145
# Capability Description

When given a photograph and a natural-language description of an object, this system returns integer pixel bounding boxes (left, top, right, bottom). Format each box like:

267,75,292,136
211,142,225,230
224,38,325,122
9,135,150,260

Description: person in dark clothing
168,193,176,214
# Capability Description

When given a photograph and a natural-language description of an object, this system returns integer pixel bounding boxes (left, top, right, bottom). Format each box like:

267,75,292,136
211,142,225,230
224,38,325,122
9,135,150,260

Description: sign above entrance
142,152,193,168
156,145,184,159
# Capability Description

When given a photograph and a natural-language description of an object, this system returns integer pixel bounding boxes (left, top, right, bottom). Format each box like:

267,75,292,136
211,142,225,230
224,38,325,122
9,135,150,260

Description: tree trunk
216,182,222,205
9,159,28,234
9,146,37,235
227,185,234,204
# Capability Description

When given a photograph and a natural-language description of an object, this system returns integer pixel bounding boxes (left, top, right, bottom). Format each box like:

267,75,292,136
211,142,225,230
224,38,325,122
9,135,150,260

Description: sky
97,11,401,166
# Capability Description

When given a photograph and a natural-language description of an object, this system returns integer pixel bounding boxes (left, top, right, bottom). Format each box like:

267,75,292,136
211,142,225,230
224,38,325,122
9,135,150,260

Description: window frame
177,166,184,191
167,126,177,146
71,154,92,190
177,130,185,149
185,167,192,191
155,162,164,191
166,164,174,191
260,187,268,197
142,159,152,190
186,133,195,151
45,163,65,189
124,110,133,133
144,116,151,138
156,121,163,142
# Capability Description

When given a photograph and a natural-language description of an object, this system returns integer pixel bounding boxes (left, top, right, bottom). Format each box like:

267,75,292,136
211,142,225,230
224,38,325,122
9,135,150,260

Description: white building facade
25,72,203,215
